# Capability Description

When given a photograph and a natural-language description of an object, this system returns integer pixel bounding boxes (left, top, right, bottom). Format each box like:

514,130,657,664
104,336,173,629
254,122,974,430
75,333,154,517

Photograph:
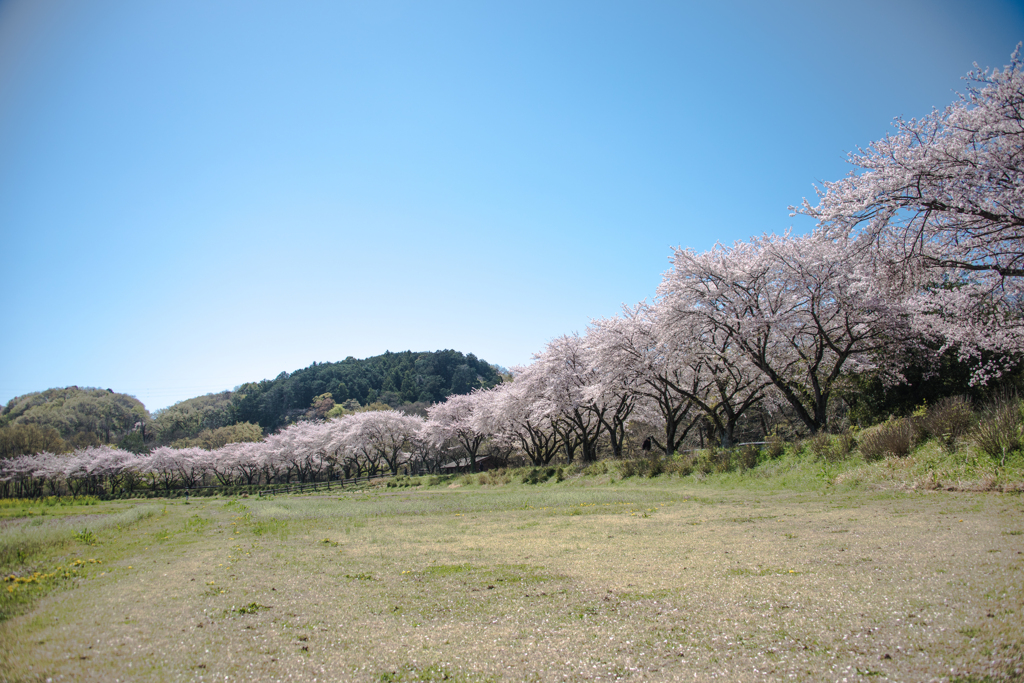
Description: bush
737,444,759,471
692,448,733,474
664,456,694,477
859,418,914,461
919,395,975,447
809,431,856,463
477,469,511,486
766,434,785,460
974,398,1024,465
809,432,831,460
618,459,639,478
618,455,664,478
522,467,557,484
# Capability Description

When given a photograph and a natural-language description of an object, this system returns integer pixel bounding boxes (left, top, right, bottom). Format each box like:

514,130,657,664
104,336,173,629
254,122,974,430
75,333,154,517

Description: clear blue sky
1,0,1022,412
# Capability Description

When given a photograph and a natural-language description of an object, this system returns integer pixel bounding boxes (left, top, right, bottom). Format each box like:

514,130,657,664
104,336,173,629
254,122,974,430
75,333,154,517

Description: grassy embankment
0,442,1022,682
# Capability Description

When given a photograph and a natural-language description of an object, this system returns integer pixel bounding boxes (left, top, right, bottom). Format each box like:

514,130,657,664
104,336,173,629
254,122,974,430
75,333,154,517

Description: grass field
1,475,1022,682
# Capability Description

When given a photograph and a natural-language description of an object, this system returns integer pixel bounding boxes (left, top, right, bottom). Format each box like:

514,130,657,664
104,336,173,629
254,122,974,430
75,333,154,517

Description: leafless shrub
737,444,759,471
978,473,999,491
974,398,1023,465
920,396,975,447
859,418,914,461
809,432,832,461
809,431,856,462
664,456,694,477
619,454,665,478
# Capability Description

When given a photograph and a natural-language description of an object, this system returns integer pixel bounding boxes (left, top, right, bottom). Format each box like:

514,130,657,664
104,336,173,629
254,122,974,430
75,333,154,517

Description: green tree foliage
170,422,264,450
0,387,150,446
0,423,67,458
844,347,1024,426
309,393,335,419
150,391,235,444
231,350,502,432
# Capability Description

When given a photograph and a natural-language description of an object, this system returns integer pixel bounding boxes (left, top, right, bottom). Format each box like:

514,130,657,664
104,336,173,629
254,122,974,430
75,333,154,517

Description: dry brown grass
1,483,1022,682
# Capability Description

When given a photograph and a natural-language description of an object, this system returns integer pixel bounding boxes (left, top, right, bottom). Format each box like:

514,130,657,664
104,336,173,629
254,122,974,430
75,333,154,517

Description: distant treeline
0,349,505,457
230,349,503,432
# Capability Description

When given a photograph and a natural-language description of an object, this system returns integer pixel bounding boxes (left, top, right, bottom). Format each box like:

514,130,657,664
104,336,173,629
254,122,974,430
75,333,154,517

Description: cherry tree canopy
659,232,911,434
795,48,1024,376
797,48,1024,278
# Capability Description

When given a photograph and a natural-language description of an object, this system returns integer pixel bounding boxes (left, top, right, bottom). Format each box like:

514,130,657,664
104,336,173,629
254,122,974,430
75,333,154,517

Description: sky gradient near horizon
2,0,1023,412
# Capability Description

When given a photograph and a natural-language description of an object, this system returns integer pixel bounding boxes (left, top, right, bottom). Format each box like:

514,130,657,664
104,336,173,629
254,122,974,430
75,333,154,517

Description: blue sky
1,0,1022,412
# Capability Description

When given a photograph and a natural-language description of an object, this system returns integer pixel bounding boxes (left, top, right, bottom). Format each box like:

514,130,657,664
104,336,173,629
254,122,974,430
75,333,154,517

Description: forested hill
227,349,504,432
0,387,150,456
1,350,505,455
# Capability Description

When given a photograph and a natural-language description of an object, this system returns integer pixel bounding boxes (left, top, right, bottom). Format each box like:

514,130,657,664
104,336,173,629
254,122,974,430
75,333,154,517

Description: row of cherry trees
0,410,447,497
3,50,1021,496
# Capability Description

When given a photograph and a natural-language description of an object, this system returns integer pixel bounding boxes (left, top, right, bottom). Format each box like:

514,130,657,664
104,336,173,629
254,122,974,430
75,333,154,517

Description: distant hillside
153,349,504,439
2,350,505,453
229,349,503,433
0,387,150,455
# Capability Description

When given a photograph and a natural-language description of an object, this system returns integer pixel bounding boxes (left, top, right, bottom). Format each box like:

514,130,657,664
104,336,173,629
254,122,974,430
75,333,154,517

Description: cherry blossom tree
528,336,606,463
590,304,703,454
481,380,562,466
428,391,492,472
145,446,186,491
336,411,423,475
217,441,264,485
407,421,447,473
659,232,911,435
794,48,1024,377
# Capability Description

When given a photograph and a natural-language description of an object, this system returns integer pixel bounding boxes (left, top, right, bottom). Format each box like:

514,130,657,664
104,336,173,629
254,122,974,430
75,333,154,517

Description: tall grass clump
477,469,512,486
974,396,1024,466
859,418,914,461
809,431,857,463
618,456,664,478
917,395,975,449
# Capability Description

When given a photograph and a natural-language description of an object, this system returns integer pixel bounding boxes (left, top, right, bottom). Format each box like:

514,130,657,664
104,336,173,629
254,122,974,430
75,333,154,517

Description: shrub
618,456,664,478
476,469,511,486
809,432,831,460
664,456,694,477
522,467,557,484
618,459,639,478
714,448,734,473
834,430,857,459
692,448,733,474
809,431,857,463
859,418,914,461
646,454,664,477
974,398,1024,465
920,395,975,447
737,444,759,471
766,434,785,460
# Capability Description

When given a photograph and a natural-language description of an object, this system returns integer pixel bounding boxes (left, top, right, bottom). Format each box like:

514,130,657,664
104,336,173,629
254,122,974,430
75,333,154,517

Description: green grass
0,477,1022,682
